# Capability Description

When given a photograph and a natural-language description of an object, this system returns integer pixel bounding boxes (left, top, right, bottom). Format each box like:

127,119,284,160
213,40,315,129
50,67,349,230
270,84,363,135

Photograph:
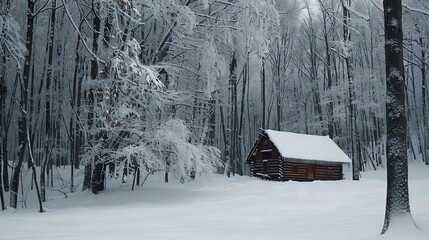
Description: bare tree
10,0,36,209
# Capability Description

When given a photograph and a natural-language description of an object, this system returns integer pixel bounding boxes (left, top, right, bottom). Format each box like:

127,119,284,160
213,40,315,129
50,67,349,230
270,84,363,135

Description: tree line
0,0,427,215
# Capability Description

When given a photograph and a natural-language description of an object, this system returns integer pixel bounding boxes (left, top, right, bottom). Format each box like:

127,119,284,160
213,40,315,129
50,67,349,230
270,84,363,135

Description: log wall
283,161,309,181
282,160,343,181
250,136,281,180
314,164,342,180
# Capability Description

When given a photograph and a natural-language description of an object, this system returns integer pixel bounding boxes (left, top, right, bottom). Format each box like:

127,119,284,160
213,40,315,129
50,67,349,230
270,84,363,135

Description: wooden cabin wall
314,165,342,180
283,160,343,181
251,136,281,180
283,161,309,181
252,159,281,180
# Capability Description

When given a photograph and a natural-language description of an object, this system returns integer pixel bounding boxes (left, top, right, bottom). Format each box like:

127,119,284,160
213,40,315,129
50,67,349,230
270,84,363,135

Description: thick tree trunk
381,0,415,233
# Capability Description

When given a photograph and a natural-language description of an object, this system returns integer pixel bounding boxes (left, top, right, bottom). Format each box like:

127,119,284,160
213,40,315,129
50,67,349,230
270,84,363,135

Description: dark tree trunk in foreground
381,0,415,234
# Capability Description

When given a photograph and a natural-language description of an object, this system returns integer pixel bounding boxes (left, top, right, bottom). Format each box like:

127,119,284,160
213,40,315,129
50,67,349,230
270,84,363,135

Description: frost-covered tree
80,38,221,189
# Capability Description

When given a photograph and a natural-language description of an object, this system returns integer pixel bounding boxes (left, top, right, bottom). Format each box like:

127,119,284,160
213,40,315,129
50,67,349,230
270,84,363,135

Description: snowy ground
1,163,428,240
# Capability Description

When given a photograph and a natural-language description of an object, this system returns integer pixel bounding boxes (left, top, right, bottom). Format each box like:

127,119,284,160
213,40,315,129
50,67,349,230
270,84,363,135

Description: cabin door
307,164,315,181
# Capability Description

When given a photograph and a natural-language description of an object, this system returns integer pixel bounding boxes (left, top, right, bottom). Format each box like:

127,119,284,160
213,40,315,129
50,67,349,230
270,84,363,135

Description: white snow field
1,163,428,240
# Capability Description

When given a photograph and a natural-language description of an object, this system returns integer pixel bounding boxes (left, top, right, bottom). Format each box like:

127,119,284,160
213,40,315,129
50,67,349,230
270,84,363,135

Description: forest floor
0,162,428,240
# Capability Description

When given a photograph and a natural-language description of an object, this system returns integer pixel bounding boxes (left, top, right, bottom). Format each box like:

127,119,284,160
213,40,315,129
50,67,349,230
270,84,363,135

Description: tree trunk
27,130,43,212
0,146,5,210
419,37,428,165
83,1,104,193
0,0,10,193
322,9,334,139
261,58,266,129
238,61,248,175
224,53,236,178
0,52,9,192
381,0,415,233
342,0,359,180
41,0,56,203
10,0,35,208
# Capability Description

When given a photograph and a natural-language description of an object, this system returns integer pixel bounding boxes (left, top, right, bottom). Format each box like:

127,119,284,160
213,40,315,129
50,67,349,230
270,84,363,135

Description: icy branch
403,3,429,16
343,1,369,21
61,0,106,64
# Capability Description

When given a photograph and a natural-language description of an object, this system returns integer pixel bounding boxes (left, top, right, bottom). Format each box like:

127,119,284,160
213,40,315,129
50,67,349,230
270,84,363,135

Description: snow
265,130,352,163
0,163,428,240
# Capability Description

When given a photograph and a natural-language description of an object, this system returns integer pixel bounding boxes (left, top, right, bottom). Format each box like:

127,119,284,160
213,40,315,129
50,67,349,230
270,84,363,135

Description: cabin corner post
250,159,254,177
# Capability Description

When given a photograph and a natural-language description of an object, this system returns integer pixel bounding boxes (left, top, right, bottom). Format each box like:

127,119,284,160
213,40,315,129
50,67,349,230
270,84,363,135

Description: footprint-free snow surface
1,163,428,240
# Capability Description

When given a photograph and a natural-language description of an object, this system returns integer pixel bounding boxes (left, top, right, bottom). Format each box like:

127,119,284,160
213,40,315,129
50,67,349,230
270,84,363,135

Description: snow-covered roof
264,130,351,163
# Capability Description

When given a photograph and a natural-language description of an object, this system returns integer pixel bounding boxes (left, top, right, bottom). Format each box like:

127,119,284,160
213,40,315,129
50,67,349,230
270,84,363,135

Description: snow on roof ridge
264,129,351,163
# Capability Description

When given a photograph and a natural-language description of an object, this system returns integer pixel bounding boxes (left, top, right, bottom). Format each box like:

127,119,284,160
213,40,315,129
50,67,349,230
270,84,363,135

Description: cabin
245,130,351,181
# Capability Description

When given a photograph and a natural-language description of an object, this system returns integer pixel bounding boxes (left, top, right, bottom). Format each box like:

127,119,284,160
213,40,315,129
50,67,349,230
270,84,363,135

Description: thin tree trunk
83,1,104,193
0,0,11,193
27,130,43,212
40,0,57,202
0,51,8,192
238,62,248,175
69,18,84,192
419,37,428,164
233,65,239,175
322,9,334,139
224,53,236,178
10,0,35,208
0,146,5,210
342,0,359,180
261,59,266,129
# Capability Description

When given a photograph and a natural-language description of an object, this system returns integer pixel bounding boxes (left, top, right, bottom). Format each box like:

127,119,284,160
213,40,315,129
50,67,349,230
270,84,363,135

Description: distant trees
0,0,428,209
1,0,26,210
403,0,429,165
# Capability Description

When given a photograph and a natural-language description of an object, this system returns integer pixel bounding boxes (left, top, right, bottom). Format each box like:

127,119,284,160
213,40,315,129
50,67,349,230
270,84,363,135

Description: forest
0,0,428,230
